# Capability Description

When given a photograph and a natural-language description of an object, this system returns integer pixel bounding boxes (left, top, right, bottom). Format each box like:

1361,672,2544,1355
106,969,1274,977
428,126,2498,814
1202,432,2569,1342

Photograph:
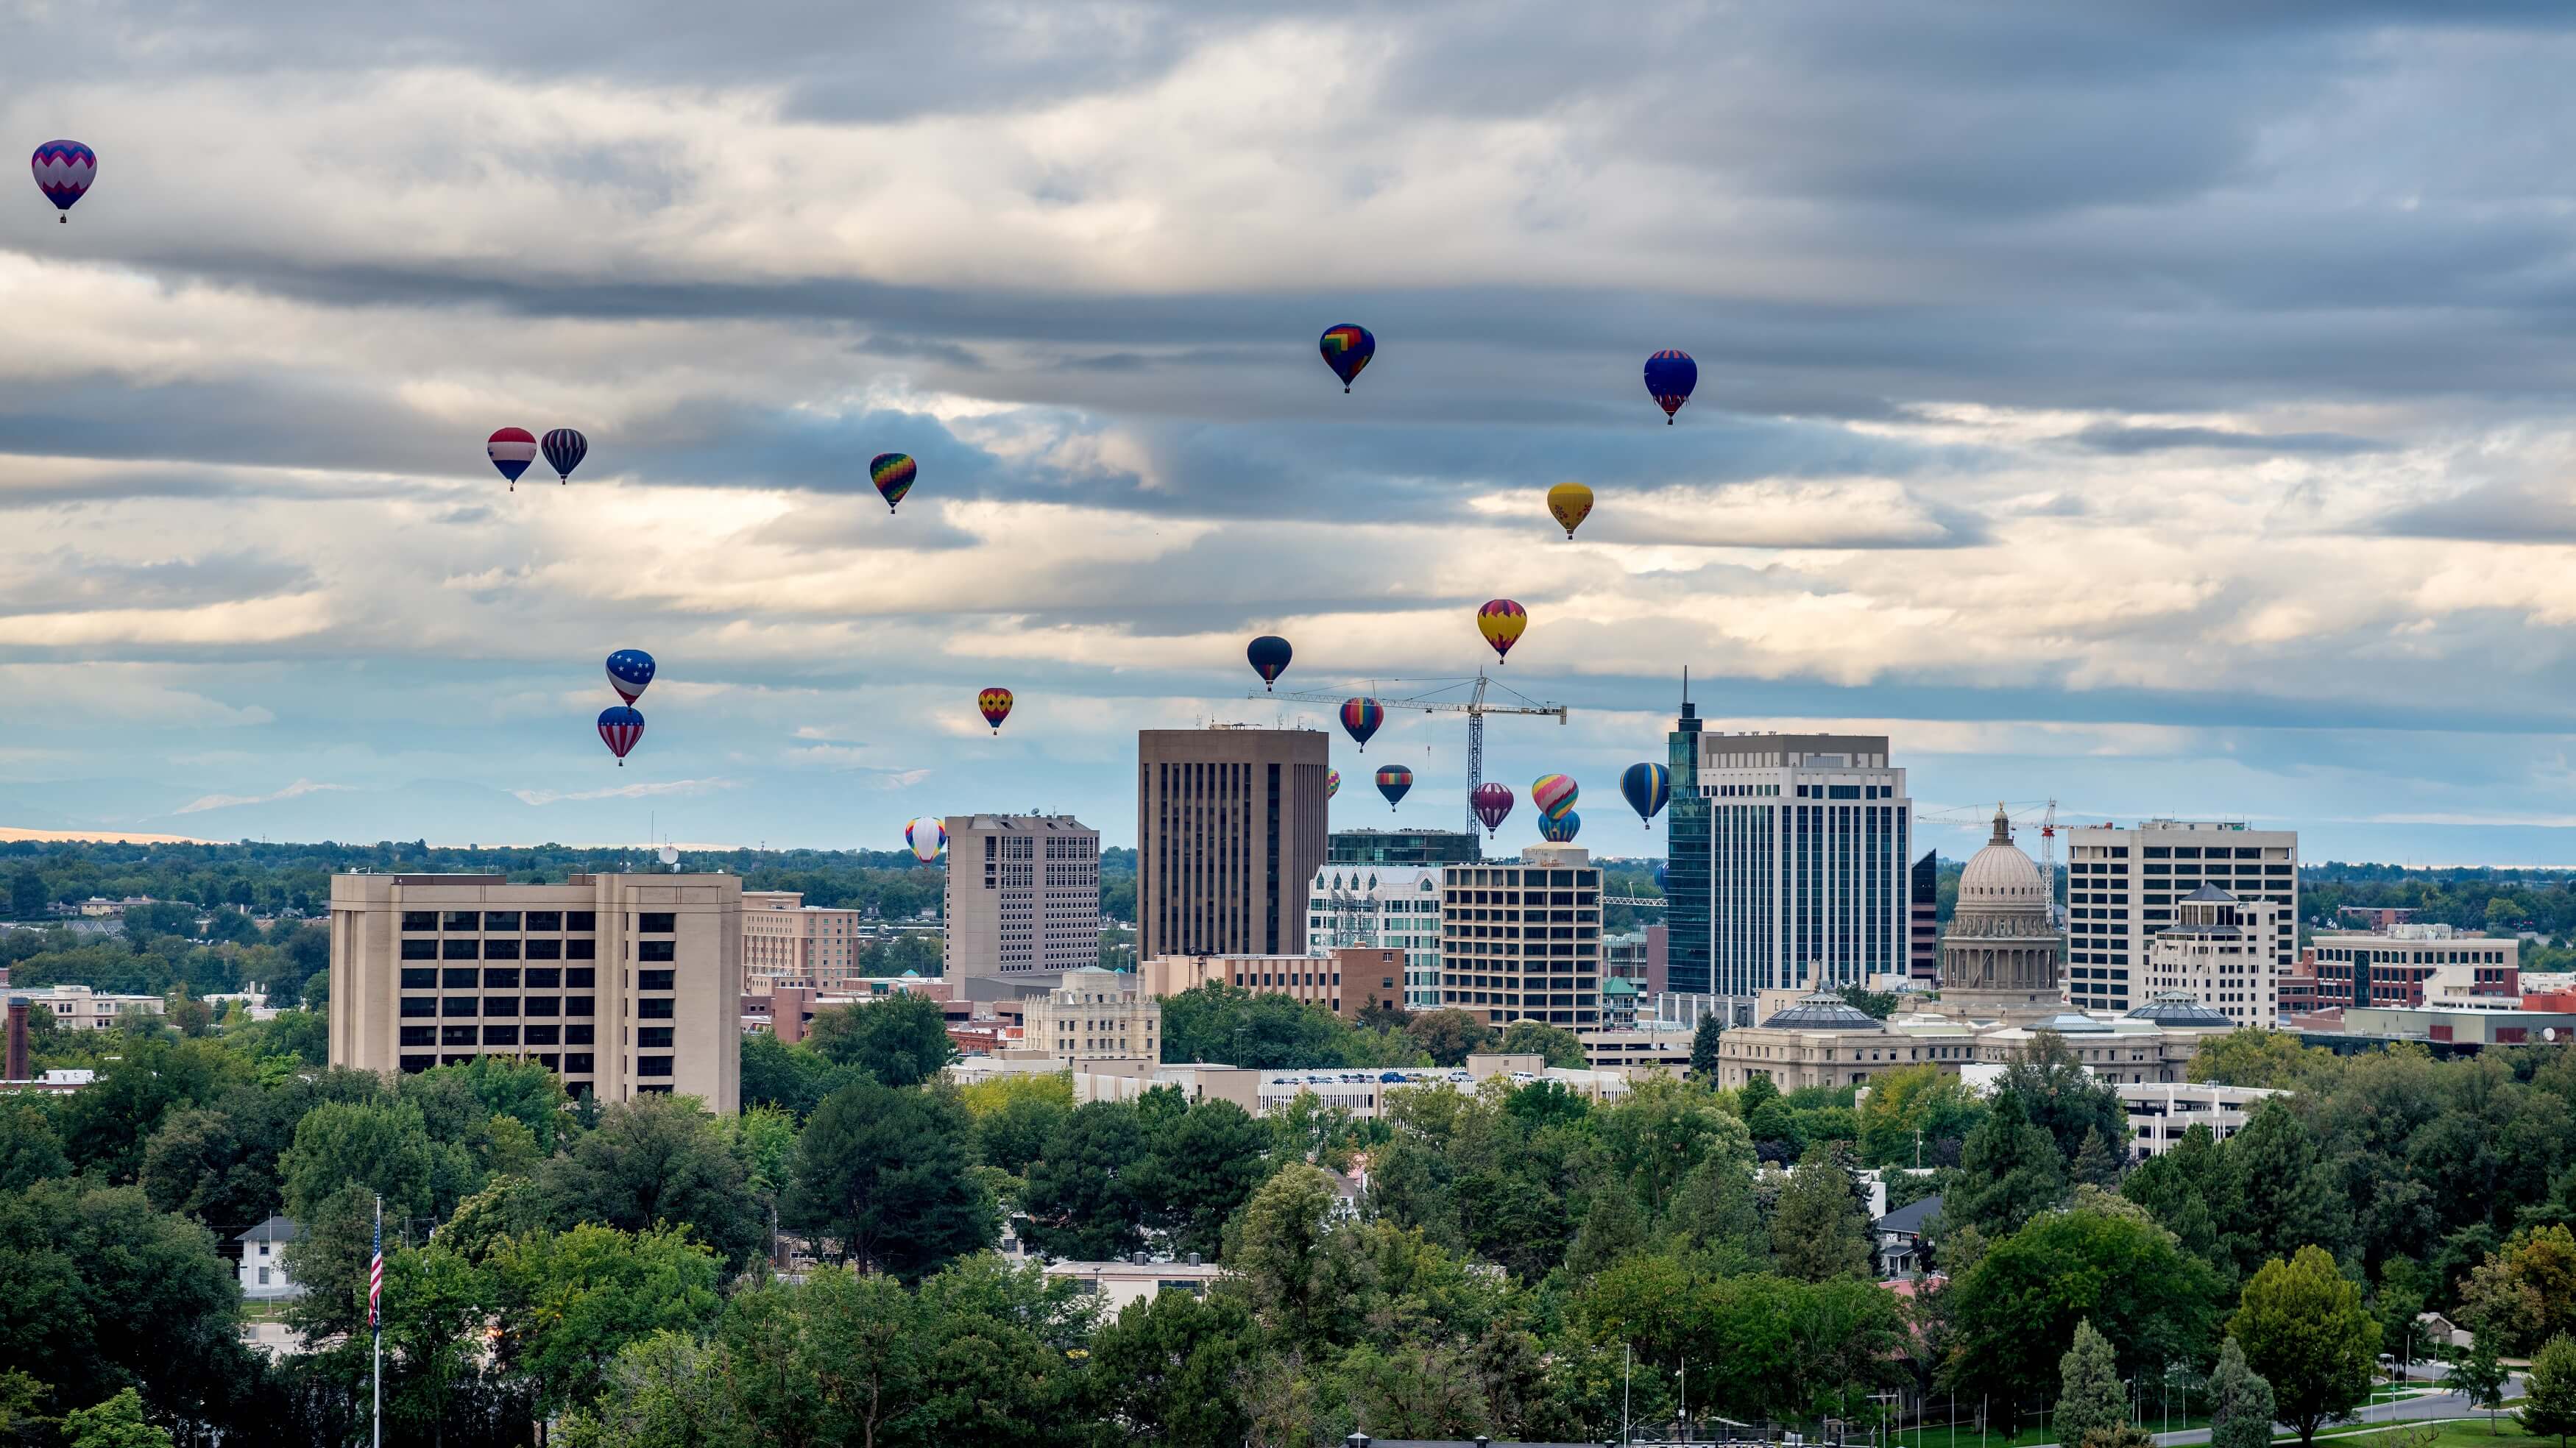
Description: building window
400,968,437,990
484,968,520,990
441,911,481,931
442,940,478,961
567,912,597,931
636,998,674,1020
443,967,478,989
565,968,596,988
637,1026,675,1048
442,998,479,1018
567,996,596,1017
563,1054,594,1073
400,939,437,961
400,912,437,932
483,939,521,961
526,911,562,931
637,1056,675,1077
637,912,676,934
483,1025,520,1046
565,1024,595,1045
400,997,437,1018
566,940,597,961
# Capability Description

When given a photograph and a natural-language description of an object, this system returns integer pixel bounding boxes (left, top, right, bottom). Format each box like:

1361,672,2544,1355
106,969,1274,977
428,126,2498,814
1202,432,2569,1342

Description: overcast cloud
6,2,2576,860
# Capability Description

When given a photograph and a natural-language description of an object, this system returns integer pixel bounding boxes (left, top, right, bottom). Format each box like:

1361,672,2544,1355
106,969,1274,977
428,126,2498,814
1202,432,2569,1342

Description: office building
1672,731,1912,999
2065,820,2298,1012
327,872,743,1112
944,814,1100,982
1437,843,1603,1028
1308,865,1445,1007
1908,851,1940,983
1326,828,1482,867
740,891,868,990
1137,727,1330,962
1664,695,1710,995
2310,924,2519,1008
13,983,165,1031
1139,947,1401,1021
2142,887,2282,1028
1019,965,1161,1063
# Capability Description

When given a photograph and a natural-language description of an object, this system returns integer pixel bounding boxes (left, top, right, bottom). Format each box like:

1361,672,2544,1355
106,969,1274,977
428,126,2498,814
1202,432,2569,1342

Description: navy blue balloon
1643,349,1698,424
1247,635,1293,692
542,427,588,483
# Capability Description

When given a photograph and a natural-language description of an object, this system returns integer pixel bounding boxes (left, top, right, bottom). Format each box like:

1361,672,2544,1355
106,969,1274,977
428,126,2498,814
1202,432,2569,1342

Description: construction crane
1919,797,2064,927
1252,670,1568,837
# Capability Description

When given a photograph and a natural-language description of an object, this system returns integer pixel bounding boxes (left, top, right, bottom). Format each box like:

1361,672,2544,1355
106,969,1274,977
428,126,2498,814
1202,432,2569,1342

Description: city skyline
16,7,2576,862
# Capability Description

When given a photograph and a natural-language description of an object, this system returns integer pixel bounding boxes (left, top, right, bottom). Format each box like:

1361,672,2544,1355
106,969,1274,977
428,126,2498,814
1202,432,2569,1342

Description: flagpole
372,1193,383,1448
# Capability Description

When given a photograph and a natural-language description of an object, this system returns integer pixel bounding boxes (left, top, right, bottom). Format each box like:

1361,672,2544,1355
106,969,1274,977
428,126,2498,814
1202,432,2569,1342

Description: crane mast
1249,669,1565,840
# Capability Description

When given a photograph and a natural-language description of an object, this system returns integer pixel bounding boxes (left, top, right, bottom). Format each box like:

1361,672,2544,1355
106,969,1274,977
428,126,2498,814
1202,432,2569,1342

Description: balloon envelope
978,688,1013,734
1547,482,1593,539
1326,768,1341,801
1374,764,1413,810
1476,600,1527,662
870,453,917,512
1340,697,1384,750
1247,636,1293,691
488,427,537,487
1644,349,1698,422
606,648,657,704
1540,812,1581,843
29,140,94,217
1621,762,1672,826
1531,773,1578,820
1471,782,1515,835
542,428,588,482
1319,323,1376,391
905,817,946,863
597,706,644,763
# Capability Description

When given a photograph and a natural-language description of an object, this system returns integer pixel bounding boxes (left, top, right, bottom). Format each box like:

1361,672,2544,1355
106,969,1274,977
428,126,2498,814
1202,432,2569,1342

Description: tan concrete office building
944,814,1100,981
328,872,743,1113
1137,727,1330,962
2065,820,2299,1012
1437,843,1604,1028
2145,887,2282,1029
1139,947,1404,1021
1019,965,1161,1063
740,890,869,990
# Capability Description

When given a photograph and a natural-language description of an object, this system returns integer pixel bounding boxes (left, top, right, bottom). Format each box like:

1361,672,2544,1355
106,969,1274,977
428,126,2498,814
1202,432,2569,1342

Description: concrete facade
739,890,868,990
1136,727,1329,962
1019,965,1161,1063
944,814,1100,982
2065,820,2299,1012
1306,864,1445,1007
328,872,743,1112
2144,887,2282,1029
1138,948,1401,1021
2311,925,2519,1008
1437,844,1604,1028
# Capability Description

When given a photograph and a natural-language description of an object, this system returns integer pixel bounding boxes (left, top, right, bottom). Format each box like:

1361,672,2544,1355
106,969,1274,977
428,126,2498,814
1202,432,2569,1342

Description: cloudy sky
10,1,2576,862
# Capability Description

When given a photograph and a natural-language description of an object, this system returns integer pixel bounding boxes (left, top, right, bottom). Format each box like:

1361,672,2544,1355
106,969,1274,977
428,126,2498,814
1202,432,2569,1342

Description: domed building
1933,804,2066,1021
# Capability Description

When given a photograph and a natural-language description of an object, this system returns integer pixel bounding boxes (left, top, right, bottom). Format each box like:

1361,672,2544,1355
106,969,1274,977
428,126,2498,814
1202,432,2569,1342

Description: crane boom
1248,670,1568,836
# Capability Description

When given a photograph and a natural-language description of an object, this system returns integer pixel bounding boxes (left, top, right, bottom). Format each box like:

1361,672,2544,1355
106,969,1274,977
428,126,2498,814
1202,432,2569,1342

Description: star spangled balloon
30,141,94,221
606,649,657,704
597,706,644,766
542,428,588,483
488,428,537,490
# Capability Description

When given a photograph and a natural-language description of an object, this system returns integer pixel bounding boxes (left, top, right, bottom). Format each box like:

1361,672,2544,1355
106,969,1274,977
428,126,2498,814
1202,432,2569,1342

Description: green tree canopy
783,1081,994,1280
2207,1336,2279,1448
2229,1244,2381,1447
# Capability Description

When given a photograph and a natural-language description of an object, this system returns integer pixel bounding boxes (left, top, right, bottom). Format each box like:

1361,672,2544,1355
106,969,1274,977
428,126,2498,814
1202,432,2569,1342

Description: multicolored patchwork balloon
488,428,537,490
1375,764,1412,810
606,649,656,704
597,706,644,766
905,817,946,863
978,688,1013,734
1476,599,1527,663
1621,762,1671,828
1319,323,1376,394
1644,349,1698,425
1327,768,1341,801
29,141,94,221
1531,773,1578,820
542,428,587,483
1340,697,1384,751
870,452,917,513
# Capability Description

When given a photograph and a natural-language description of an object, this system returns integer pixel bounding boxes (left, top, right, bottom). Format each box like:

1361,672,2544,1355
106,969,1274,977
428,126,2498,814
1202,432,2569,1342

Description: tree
1498,1020,1586,1069
1085,1289,1263,1447
2072,1126,2121,1189
2055,1319,2128,1448
2449,1331,2510,1435
1689,1014,1724,1079
1772,1142,1871,1281
1945,1200,2222,1403
2230,1244,2380,1448
2001,1034,2130,1164
1138,1098,1273,1260
2524,1335,2576,1448
1019,1099,1151,1260
782,1081,994,1280
2188,1029,2335,1090
2461,1224,2576,1355
60,1388,172,1448
2208,1337,2279,1448
491,1224,723,1420
1405,1008,1496,1068
0,1102,69,1190
10,868,47,920
539,1093,765,1270
1222,1164,1344,1346
1946,1090,2065,1238
806,992,958,1087
740,1029,842,1116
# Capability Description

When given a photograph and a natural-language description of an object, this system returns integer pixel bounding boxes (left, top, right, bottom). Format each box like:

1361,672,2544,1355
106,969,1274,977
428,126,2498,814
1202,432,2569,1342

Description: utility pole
1624,1342,1632,1445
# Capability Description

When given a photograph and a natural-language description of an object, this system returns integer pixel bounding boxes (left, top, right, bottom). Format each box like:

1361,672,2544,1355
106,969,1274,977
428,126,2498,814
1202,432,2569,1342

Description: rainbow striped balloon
870,452,918,513
1531,773,1578,820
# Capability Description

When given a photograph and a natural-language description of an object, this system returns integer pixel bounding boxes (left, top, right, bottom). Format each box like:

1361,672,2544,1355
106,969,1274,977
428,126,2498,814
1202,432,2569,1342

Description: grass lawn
2313,1418,2537,1446
1893,1416,2213,1448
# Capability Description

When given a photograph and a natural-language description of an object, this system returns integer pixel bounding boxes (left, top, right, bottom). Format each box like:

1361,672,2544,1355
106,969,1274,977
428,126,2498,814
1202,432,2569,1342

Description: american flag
368,1213,383,1331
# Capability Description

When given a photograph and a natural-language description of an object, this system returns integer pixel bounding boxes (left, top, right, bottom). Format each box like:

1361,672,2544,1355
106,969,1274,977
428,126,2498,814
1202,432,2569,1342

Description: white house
238,1216,305,1299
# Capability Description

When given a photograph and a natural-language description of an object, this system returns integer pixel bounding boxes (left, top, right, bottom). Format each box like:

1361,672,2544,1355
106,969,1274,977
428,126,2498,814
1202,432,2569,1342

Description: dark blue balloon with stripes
542,428,588,483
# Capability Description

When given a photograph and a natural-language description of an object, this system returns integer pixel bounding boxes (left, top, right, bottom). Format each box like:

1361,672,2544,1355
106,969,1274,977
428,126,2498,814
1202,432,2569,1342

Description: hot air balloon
1319,323,1376,394
1644,349,1698,425
905,817,946,863
606,649,656,704
1326,768,1341,801
1621,762,1671,828
1340,698,1384,751
598,706,644,766
1471,782,1515,836
1476,600,1527,664
978,688,1013,734
1540,812,1581,843
1531,773,1578,820
29,141,93,221
488,428,537,490
1247,636,1293,692
1375,764,1413,811
870,452,917,513
541,428,587,484
1547,482,1593,540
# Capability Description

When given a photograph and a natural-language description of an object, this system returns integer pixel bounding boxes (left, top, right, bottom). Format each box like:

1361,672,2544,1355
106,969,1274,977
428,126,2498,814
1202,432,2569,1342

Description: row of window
402,910,603,932
403,1052,594,1073
402,995,594,1018
403,937,598,961
401,966,598,990
402,1023,597,1046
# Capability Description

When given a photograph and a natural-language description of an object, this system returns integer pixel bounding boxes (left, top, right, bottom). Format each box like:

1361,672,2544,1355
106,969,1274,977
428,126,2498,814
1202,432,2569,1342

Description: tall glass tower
1664,694,1710,995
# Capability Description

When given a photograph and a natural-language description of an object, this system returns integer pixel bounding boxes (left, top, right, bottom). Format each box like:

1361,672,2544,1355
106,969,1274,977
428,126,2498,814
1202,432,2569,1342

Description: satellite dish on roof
659,844,679,870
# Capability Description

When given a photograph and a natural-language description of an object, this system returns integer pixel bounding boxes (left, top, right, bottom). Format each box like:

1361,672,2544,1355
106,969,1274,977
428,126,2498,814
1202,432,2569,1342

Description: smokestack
5,1000,27,1083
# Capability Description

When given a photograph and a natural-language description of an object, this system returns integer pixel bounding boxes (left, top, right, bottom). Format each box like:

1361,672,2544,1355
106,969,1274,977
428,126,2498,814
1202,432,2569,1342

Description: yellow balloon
1546,481,1593,539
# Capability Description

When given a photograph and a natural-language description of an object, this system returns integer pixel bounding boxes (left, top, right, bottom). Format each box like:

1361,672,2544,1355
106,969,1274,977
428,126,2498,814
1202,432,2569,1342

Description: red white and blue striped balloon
542,428,588,483
30,141,95,220
606,648,656,704
487,427,537,489
597,706,644,765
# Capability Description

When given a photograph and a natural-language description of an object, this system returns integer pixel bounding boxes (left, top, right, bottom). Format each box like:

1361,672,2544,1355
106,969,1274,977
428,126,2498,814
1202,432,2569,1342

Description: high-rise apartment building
1326,829,1482,867
1665,698,1710,995
1307,864,1445,1007
1137,727,1329,962
943,814,1100,982
1671,731,1912,999
1437,843,1603,1028
740,890,868,990
328,873,743,1112
2064,820,2298,1012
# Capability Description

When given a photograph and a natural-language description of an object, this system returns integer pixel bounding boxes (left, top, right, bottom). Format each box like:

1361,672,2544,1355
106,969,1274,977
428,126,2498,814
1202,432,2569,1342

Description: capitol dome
1936,801,2064,1012
1959,803,2050,909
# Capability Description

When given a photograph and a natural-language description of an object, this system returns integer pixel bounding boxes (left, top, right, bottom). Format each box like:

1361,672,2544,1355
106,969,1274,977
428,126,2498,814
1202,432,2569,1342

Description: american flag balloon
605,648,656,704
30,140,95,221
597,706,644,765
542,428,587,483
487,427,537,490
